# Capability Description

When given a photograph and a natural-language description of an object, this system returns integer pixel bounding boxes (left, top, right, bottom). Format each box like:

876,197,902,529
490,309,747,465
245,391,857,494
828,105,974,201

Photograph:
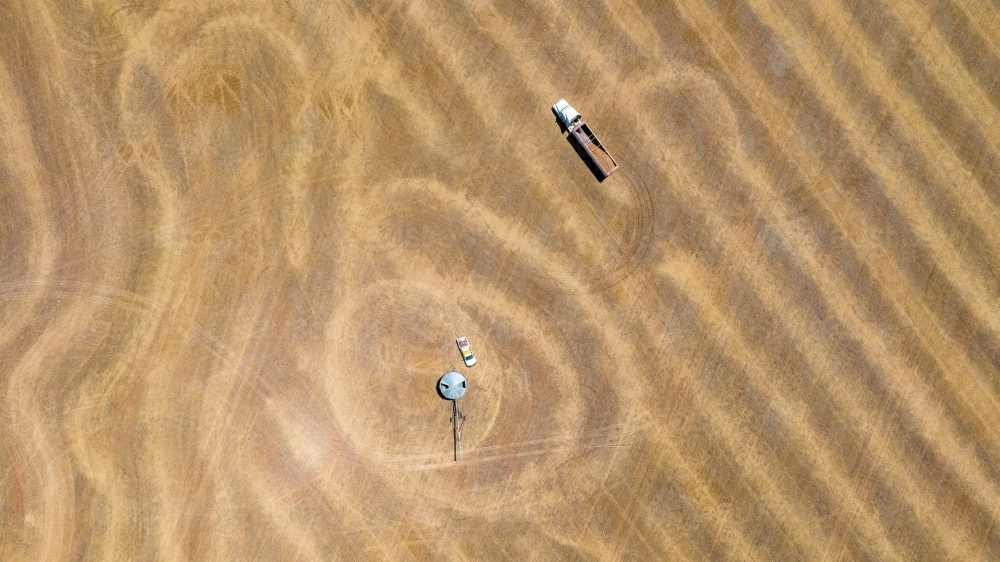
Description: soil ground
2,0,1000,560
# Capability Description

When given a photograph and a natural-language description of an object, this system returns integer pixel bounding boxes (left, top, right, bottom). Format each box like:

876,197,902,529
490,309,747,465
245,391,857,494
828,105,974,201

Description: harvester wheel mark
508,163,655,294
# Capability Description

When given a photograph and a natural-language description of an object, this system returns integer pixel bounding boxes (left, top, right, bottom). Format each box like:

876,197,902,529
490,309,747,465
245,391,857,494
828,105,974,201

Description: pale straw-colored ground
2,0,1000,560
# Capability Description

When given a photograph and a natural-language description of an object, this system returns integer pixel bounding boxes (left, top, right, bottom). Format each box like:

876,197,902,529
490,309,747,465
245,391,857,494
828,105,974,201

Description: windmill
438,371,467,461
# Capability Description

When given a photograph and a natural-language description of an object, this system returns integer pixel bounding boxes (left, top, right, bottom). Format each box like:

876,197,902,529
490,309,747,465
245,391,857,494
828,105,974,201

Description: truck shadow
567,134,610,183
552,107,609,183
552,107,569,134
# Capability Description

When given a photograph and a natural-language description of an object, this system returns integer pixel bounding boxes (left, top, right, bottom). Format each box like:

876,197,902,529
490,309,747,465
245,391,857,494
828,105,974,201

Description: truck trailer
552,98,619,177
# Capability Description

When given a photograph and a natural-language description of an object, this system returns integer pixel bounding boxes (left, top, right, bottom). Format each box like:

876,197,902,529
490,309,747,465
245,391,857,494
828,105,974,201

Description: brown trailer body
568,121,618,177
552,98,619,178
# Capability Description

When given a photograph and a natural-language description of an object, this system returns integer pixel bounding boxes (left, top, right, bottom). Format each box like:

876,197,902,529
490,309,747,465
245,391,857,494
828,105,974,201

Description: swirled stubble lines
688,0,1000,461
0,281,273,399
748,0,1000,345
316,261,650,517
0,57,58,310
384,413,653,472
3,290,130,562
431,0,657,294
631,50,991,560
360,4,656,295
351,174,654,297
525,166,655,294
0,46,101,561
683,0,1000,529
618,65,918,559
267,389,650,475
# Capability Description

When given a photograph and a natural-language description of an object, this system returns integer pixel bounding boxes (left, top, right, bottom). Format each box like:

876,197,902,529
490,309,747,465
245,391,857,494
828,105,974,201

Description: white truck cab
553,98,582,129
551,98,619,177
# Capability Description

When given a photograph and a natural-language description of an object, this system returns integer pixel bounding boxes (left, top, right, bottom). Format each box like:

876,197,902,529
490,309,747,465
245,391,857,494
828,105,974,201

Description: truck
552,98,619,177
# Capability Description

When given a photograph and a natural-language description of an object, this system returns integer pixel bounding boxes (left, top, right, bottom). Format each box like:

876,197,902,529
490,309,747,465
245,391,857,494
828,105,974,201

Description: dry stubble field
2,0,1000,560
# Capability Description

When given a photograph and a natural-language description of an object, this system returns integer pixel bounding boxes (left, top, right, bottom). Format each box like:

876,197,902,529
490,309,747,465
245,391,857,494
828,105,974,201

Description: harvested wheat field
2,0,1000,560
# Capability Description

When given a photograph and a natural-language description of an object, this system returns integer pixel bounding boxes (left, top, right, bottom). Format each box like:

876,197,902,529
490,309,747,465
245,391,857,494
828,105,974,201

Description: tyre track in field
365,413,653,472
365,1,657,295
9,0,1000,558
500,163,655,294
